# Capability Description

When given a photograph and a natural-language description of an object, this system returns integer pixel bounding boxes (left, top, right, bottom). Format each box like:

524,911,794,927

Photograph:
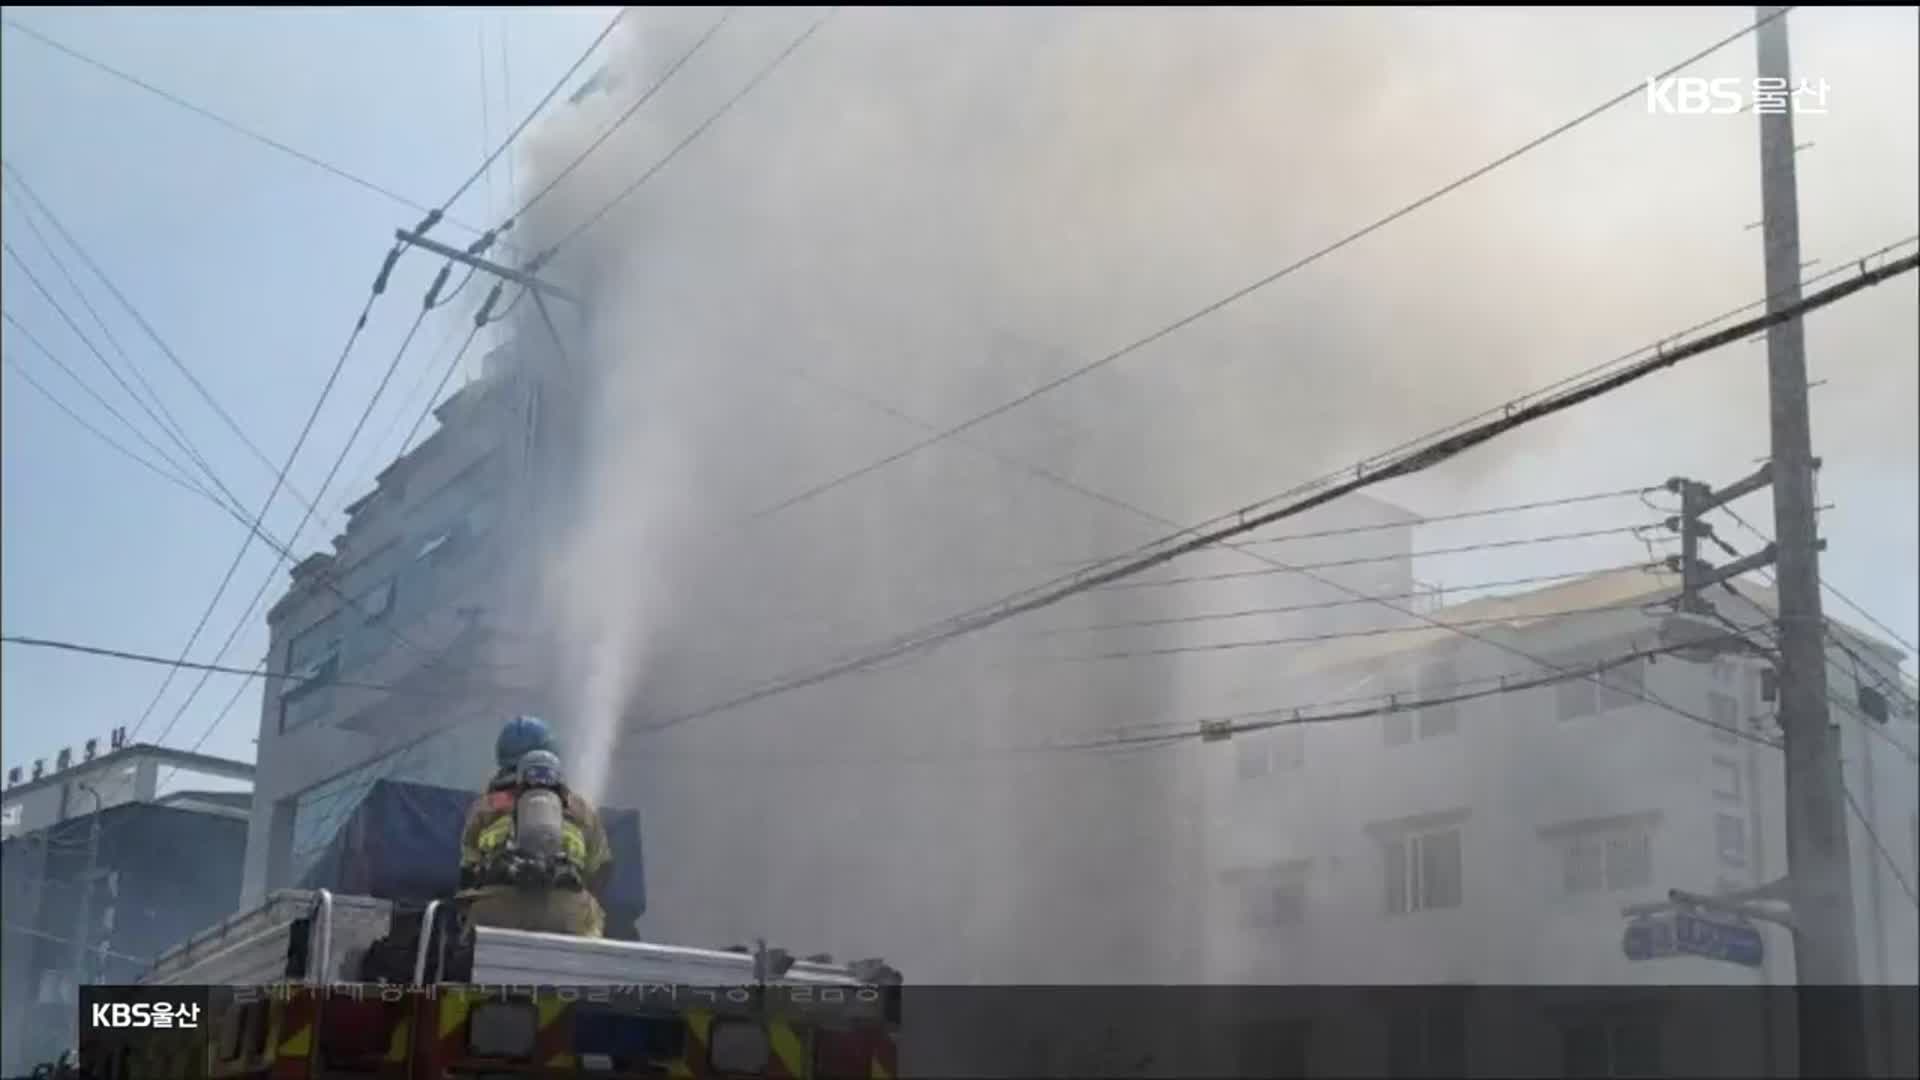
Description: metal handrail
310,890,333,982
413,899,443,985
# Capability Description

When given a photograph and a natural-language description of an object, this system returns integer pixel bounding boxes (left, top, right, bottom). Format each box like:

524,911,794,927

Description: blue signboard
1623,910,1764,968
1675,910,1765,968
1622,915,1679,961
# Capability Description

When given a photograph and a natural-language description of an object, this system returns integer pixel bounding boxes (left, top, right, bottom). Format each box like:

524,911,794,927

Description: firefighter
458,715,614,937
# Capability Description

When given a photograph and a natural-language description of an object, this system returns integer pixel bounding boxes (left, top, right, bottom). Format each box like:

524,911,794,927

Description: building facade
1202,566,1918,1068
242,341,559,905
0,744,252,1075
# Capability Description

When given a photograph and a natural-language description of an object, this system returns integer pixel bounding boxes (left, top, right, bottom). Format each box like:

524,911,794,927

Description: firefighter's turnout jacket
457,771,614,938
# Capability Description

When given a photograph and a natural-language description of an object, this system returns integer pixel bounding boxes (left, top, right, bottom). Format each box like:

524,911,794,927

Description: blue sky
2,7,1915,783
2,6,616,773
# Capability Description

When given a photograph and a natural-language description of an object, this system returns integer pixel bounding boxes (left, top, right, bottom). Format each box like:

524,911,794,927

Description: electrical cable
505,7,737,227
2,161,340,529
1089,525,1659,593
1039,598,1669,665
1,355,214,501
731,8,1798,527
1,244,241,510
147,275,512,750
1047,628,1784,753
0,182,203,471
1031,561,1659,637
0,922,149,966
1,315,221,505
116,242,410,745
1718,503,1917,655
1843,784,1919,909
535,7,833,266
0,17,486,237
0,635,529,700
1702,511,1911,712
631,245,1918,737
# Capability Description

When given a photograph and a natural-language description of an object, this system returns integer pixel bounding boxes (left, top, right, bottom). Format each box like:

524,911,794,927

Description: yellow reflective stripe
477,817,513,851
279,1021,312,1059
388,1015,411,1063
439,993,472,1041
769,1018,806,1079
666,1062,696,1080
686,1008,713,1045
538,996,574,1069
874,1055,894,1080
562,823,588,863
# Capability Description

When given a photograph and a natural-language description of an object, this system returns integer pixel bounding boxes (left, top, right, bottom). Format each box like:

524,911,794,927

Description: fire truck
122,889,901,1079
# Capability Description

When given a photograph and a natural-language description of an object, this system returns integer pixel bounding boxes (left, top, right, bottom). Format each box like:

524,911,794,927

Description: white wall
1206,594,1918,990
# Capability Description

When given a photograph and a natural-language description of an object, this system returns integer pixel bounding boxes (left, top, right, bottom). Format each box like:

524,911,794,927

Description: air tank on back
513,749,567,859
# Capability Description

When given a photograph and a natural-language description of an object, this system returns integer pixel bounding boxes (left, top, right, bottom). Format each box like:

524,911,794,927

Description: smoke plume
502,7,1917,981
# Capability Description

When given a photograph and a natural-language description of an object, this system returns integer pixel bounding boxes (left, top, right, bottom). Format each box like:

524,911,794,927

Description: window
1707,691,1742,744
1241,861,1311,928
1556,820,1653,895
359,579,395,623
1417,660,1459,737
1387,999,1467,1078
1385,709,1414,746
1384,827,1463,915
1555,646,1647,721
1386,661,1458,746
1710,757,1743,802
1716,813,1748,868
1237,727,1306,780
1857,685,1889,725
1560,1015,1661,1078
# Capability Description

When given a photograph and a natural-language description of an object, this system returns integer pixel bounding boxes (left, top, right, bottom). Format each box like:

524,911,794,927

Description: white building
1198,565,1916,1060
1196,564,1917,1072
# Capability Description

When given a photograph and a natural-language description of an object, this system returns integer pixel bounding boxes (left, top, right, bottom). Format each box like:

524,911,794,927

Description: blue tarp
297,778,646,936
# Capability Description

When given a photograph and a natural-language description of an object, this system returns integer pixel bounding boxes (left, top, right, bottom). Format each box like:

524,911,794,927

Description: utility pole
1755,6,1865,1075
71,784,102,993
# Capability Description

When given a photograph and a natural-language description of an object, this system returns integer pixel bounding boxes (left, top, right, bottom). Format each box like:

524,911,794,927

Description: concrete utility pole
1754,6,1865,1074
71,783,102,991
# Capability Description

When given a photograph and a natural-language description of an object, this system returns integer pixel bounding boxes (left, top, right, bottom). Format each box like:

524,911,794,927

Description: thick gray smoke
500,7,1917,982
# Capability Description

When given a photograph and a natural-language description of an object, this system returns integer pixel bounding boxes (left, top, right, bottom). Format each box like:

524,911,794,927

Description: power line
1717,503,1917,655
1,244,241,510
398,320,489,457
536,7,834,265
2,160,339,529
633,244,1918,737
0,355,211,501
1033,562,1658,637
1,314,220,505
1700,510,1918,718
0,17,485,237
735,8,1797,527
1076,487,1654,566
1091,525,1662,593
117,243,411,744
1056,629,1785,753
0,635,526,700
0,922,149,966
1843,784,1919,909
0,182,203,473
148,279,508,749
506,7,737,226
440,6,629,225
1042,598,1667,665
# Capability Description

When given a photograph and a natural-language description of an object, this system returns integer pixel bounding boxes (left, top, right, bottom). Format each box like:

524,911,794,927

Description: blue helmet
496,715,555,769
